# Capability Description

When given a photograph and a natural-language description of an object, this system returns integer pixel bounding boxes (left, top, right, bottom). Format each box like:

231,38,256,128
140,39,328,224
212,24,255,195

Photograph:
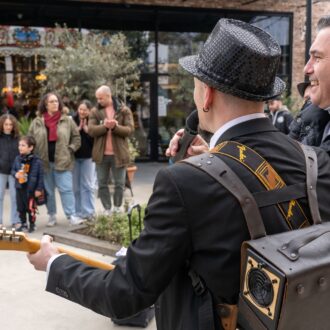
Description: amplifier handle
278,226,330,261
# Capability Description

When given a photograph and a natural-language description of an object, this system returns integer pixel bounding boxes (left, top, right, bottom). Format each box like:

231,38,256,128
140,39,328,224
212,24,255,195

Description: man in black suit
28,19,330,330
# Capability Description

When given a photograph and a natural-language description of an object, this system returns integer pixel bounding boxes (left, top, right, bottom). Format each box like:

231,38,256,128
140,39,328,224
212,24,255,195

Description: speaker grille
242,253,283,322
248,268,274,307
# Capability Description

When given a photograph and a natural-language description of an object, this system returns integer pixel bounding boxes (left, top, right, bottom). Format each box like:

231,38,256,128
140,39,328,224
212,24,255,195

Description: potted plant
126,137,139,184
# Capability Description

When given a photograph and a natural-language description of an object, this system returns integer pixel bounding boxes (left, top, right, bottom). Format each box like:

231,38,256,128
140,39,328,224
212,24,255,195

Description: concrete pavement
0,162,166,330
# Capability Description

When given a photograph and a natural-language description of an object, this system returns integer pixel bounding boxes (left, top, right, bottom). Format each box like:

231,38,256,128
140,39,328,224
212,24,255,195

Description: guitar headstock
0,228,39,253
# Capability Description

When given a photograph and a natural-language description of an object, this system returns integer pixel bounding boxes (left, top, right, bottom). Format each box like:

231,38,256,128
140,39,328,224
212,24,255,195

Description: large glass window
153,15,291,160
250,16,291,85
156,32,208,160
0,10,292,161
0,54,45,117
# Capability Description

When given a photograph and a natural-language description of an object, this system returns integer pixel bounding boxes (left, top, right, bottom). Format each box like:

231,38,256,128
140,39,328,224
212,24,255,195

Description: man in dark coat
289,81,330,147
302,15,330,155
27,19,330,330
267,96,293,134
289,102,330,146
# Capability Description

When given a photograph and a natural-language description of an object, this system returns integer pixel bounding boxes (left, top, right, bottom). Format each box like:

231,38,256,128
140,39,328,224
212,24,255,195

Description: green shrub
87,204,146,247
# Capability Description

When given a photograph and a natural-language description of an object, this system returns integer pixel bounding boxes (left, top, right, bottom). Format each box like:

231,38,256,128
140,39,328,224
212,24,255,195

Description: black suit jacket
47,118,330,330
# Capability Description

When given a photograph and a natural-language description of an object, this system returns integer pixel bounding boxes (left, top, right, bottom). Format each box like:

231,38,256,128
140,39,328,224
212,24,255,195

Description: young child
0,114,20,229
12,136,44,233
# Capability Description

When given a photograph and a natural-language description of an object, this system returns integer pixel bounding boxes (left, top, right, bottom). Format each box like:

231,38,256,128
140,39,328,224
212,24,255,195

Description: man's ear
203,83,214,110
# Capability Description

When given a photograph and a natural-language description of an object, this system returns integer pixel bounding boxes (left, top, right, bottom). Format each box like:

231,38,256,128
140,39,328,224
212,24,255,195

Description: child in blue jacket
12,136,44,233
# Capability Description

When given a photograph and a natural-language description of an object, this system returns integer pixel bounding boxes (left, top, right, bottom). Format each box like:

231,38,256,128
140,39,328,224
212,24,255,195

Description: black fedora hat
179,19,286,101
297,81,310,98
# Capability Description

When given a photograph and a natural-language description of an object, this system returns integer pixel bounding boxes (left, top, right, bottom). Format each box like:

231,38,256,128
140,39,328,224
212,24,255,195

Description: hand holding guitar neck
0,228,114,271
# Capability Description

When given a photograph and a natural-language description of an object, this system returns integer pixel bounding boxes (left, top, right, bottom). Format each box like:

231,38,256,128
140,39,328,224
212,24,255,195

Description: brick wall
74,0,329,107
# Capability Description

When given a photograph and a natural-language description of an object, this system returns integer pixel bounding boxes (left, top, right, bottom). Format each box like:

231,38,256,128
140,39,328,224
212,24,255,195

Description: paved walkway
0,162,166,330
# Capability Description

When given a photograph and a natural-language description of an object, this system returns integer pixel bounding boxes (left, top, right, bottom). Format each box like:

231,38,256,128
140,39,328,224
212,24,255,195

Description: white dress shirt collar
209,113,267,149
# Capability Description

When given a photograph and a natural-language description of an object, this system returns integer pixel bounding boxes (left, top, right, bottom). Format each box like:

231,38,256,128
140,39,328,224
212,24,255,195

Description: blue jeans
43,162,76,217
96,155,126,210
73,158,95,218
0,173,19,225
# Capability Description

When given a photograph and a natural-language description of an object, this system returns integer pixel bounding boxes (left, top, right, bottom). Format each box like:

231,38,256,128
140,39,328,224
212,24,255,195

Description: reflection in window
157,32,207,74
122,31,155,73
155,32,208,160
131,80,151,159
250,16,290,84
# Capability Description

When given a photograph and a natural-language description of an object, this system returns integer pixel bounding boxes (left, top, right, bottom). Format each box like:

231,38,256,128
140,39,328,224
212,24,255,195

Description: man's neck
211,104,264,133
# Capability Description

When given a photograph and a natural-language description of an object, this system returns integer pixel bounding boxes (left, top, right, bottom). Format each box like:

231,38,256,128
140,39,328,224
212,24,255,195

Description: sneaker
112,206,122,214
69,215,84,226
84,214,95,222
16,224,28,232
103,209,112,216
113,206,124,213
47,215,57,227
13,223,21,230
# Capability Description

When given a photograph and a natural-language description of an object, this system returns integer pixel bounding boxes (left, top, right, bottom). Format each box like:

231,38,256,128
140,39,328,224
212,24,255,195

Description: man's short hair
317,15,330,32
96,85,111,95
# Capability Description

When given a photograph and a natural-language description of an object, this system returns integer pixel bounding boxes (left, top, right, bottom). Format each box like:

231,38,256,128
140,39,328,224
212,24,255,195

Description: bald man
88,85,134,214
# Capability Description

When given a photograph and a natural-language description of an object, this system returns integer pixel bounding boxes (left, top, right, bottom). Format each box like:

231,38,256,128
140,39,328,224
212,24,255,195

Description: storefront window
155,32,208,159
250,16,291,85
0,11,292,161
0,54,45,117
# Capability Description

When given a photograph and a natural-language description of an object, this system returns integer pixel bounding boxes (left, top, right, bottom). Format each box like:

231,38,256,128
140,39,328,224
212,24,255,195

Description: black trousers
16,187,36,225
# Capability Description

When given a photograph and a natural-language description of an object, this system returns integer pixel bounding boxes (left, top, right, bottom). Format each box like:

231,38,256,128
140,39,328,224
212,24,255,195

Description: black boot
29,223,35,233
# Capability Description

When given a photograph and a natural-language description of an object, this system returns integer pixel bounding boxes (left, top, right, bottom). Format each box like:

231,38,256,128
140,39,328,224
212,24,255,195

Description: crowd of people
0,85,134,232
24,15,330,330
0,13,329,329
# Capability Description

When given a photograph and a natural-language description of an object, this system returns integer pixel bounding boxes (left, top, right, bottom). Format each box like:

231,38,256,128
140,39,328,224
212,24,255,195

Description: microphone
172,110,199,163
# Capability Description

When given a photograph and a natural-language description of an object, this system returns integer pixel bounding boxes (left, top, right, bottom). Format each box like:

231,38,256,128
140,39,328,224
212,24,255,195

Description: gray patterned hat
179,18,286,101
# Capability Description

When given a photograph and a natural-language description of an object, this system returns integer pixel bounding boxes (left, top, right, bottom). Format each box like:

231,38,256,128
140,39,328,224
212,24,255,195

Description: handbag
35,189,47,206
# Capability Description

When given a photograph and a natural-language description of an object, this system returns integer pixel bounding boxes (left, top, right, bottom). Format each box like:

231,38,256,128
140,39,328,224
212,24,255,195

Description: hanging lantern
35,73,47,81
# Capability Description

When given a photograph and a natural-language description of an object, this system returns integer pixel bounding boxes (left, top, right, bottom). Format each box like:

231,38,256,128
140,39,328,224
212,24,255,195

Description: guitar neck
57,246,114,270
0,229,114,271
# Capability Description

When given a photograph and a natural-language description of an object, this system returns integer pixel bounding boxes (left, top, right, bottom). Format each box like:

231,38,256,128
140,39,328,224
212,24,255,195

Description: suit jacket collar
216,117,278,144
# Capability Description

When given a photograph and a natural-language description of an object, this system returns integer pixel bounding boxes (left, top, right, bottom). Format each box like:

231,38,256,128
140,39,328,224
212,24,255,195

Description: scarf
44,111,61,141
